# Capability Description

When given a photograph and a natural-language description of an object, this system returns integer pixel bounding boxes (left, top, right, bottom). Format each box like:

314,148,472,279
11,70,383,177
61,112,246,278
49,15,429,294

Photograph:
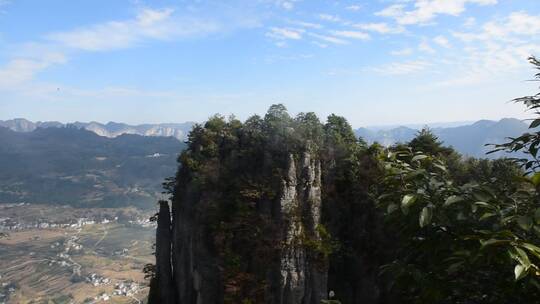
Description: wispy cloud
370,60,432,75
0,53,66,88
433,12,540,87
309,33,349,45
418,40,435,53
275,0,300,10
47,8,221,51
353,22,405,34
288,20,323,29
331,30,370,40
0,6,252,88
377,0,498,25
433,35,451,48
318,14,342,23
346,5,362,12
266,27,304,40
391,48,414,56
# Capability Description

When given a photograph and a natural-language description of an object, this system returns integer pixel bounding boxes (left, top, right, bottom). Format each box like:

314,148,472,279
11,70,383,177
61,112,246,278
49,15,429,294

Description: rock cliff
149,106,385,304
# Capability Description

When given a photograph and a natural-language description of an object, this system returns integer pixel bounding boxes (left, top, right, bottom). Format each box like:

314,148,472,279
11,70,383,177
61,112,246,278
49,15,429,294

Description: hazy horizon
0,115,528,130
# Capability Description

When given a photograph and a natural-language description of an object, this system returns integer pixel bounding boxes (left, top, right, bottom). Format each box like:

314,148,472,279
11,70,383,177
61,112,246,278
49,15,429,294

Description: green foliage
377,147,540,302
374,58,540,302
488,56,540,173
409,127,454,157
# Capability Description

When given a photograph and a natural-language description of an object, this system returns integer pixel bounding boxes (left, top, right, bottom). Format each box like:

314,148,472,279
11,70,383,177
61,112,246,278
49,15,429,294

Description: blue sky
0,0,539,127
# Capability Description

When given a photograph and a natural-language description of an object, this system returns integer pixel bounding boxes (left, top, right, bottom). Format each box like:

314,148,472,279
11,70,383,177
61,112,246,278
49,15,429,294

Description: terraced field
0,206,155,304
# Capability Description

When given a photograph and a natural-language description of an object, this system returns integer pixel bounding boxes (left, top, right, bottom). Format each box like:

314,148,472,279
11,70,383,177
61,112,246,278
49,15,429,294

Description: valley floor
0,204,155,304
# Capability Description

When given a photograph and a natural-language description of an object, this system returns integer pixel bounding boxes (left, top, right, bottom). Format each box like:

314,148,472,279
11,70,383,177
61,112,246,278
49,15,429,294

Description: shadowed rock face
153,152,329,304
155,200,174,304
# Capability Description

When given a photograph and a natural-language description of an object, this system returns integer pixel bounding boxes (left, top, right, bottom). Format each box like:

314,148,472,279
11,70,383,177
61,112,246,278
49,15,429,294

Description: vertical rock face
171,186,222,304
153,152,328,304
156,200,174,304
149,109,385,303
280,153,326,304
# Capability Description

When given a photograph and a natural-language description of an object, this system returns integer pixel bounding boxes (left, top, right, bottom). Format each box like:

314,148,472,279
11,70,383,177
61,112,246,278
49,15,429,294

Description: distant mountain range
0,117,532,207
0,117,530,162
355,118,529,158
0,118,195,141
0,126,185,208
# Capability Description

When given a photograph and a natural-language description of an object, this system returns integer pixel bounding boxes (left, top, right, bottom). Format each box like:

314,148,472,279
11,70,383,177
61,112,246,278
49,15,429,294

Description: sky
0,0,539,127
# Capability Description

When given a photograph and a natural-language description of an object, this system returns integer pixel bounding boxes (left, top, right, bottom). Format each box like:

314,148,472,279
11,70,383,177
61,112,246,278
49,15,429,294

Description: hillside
0,126,185,208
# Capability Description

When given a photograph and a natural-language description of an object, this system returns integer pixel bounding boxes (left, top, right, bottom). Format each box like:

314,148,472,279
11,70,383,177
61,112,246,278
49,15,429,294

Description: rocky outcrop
148,108,386,303
280,153,326,304
152,152,329,304
155,200,174,304
0,118,194,140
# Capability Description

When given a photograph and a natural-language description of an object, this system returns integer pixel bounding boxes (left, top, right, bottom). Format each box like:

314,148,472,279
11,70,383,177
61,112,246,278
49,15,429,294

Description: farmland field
0,204,156,304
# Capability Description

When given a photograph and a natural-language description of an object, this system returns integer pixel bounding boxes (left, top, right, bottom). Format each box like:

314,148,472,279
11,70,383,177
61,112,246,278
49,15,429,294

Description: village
0,204,155,303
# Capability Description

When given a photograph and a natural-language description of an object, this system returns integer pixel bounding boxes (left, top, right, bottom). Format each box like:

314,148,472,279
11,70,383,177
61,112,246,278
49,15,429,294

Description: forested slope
0,126,185,208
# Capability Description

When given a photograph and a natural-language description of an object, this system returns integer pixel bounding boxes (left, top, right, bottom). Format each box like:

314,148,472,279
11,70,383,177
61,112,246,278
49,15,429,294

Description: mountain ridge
0,125,185,208
0,118,196,141
355,117,528,158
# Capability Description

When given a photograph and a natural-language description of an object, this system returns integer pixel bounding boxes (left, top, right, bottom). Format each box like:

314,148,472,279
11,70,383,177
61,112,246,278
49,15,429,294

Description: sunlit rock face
280,153,326,304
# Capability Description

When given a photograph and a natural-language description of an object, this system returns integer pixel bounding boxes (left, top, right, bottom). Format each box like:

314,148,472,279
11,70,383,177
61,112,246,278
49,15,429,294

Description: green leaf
419,206,433,228
444,195,463,207
532,173,540,186
515,247,531,268
412,155,428,162
473,201,493,208
515,264,528,281
479,212,496,221
387,203,398,214
473,190,493,202
530,119,540,129
521,242,540,259
535,209,540,225
517,216,533,231
481,239,510,247
401,194,417,209
433,164,447,172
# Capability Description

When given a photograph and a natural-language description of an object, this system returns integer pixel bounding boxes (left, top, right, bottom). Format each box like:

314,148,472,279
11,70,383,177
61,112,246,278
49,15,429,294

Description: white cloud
376,0,497,25
435,12,540,87
266,27,304,40
418,40,435,53
346,5,362,11
318,14,342,23
452,12,540,42
47,8,221,51
353,22,405,34
331,30,370,40
288,20,323,29
370,60,431,75
312,41,328,48
0,53,67,88
433,35,451,48
391,48,414,56
276,0,298,10
309,33,349,45
464,17,476,27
